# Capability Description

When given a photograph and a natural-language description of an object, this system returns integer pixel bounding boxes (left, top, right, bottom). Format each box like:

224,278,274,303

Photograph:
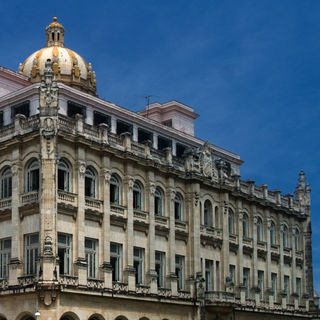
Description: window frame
155,251,165,288
203,200,213,227
110,174,121,205
0,238,11,279
0,167,12,199
26,160,40,192
110,242,122,282
24,233,39,275
85,167,97,198
85,238,98,279
58,233,72,276
174,193,183,221
58,160,71,192
175,254,185,291
133,247,144,285
133,181,143,210
154,187,164,216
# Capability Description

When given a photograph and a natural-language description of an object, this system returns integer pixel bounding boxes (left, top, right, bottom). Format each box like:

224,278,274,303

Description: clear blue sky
1,0,319,293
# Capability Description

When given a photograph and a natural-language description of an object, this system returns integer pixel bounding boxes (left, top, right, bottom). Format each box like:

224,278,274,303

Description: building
0,17,318,320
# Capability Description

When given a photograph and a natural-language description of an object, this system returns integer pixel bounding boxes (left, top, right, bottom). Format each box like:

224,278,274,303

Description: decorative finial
53,17,57,22
45,17,65,47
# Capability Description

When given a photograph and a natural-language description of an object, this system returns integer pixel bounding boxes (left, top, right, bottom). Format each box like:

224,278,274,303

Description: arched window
133,181,143,210
283,225,288,248
242,214,249,238
85,167,97,198
257,217,263,242
228,209,234,234
203,200,213,227
215,206,219,228
174,193,183,220
154,187,164,216
0,168,12,199
58,160,71,192
294,229,300,251
110,174,121,204
270,221,276,245
26,160,39,192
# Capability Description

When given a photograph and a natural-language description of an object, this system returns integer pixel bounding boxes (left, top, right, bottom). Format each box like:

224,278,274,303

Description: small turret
45,17,65,47
295,170,311,212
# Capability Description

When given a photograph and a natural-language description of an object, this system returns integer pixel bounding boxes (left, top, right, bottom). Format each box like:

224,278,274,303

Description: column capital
166,188,176,201
77,161,86,176
124,175,134,191
101,168,111,183
11,162,21,176
267,217,272,230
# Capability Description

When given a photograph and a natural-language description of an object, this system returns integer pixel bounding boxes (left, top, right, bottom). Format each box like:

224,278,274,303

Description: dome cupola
19,17,97,95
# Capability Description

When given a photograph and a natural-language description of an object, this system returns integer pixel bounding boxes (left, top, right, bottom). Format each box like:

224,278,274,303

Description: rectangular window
58,233,71,275
134,247,144,285
110,242,122,282
0,111,3,128
158,136,172,150
85,238,98,279
155,251,165,288
0,238,11,279
296,277,301,298
67,101,86,118
162,119,172,127
271,273,277,300
284,275,290,302
205,259,213,291
258,270,264,300
215,261,220,291
11,101,30,118
93,111,111,127
229,264,236,284
243,268,250,299
175,255,184,291
176,143,187,158
116,120,133,136
24,233,39,275
138,128,153,144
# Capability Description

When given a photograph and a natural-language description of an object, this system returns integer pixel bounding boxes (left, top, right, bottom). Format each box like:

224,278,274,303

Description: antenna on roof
145,95,151,118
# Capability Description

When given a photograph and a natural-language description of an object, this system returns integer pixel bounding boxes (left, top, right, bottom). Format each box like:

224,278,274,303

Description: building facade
0,18,317,320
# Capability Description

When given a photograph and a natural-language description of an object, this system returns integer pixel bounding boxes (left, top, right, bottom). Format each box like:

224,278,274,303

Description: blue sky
1,1,319,293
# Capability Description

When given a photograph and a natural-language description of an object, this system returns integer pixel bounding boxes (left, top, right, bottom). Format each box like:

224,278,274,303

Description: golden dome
19,17,96,95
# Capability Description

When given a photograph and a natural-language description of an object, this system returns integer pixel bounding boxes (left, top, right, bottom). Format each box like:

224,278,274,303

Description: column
124,171,135,290
75,157,87,285
101,166,112,288
86,107,93,125
221,192,230,292
166,179,177,295
253,211,260,305
291,226,297,307
132,124,138,142
266,213,273,306
147,176,157,293
172,140,176,156
237,200,245,303
153,133,158,150
111,116,117,134
8,156,22,285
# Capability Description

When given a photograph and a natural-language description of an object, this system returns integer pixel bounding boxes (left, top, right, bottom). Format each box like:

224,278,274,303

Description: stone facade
0,19,317,320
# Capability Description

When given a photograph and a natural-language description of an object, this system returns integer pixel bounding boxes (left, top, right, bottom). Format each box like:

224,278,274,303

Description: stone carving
11,163,20,176
102,169,111,183
166,188,176,201
194,192,200,206
147,182,155,196
199,142,215,178
295,170,311,209
125,176,134,191
41,117,57,139
43,236,53,255
78,161,86,175
39,59,58,109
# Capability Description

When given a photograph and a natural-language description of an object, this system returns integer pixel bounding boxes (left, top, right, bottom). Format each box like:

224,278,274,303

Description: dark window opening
67,101,86,118
176,143,187,158
138,128,153,144
0,111,3,128
116,120,132,136
52,32,55,41
93,111,111,127
162,119,172,127
57,32,60,41
12,101,30,118
158,136,172,150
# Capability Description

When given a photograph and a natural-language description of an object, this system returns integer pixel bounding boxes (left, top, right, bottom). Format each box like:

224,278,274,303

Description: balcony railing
133,209,148,220
18,275,36,286
158,287,171,297
0,278,8,289
0,197,11,209
136,284,150,295
58,190,77,204
87,278,104,290
21,191,39,205
85,197,103,210
110,203,126,215
205,291,235,303
112,281,128,293
60,275,79,287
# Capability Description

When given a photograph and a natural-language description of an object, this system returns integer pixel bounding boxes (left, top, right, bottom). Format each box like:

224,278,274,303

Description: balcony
175,220,188,242
243,237,253,257
257,241,267,260
133,209,149,232
136,284,150,295
21,191,39,205
177,290,192,299
0,278,8,290
60,275,79,287
205,291,235,304
158,287,171,297
112,281,128,293
110,204,127,229
87,278,104,290
85,197,103,211
0,197,11,210
200,226,222,248
271,244,280,262
18,275,36,287
229,234,239,252
58,190,77,205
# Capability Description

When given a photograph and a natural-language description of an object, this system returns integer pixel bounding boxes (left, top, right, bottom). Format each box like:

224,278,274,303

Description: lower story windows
110,242,122,282
134,247,144,285
175,255,184,291
205,259,213,291
155,251,165,288
243,268,250,299
85,238,98,279
258,270,264,300
58,233,71,275
24,233,39,275
0,238,11,279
